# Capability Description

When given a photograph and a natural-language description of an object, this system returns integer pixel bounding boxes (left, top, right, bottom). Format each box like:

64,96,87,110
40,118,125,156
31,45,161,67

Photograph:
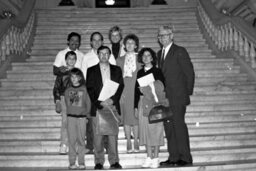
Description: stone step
25,54,218,62
0,100,255,109
11,61,239,72
36,7,196,14
0,100,255,111
0,75,248,88
12,59,234,70
0,148,256,167
0,108,255,117
0,85,255,97
30,46,211,52
0,137,256,153
34,35,205,42
0,94,255,106
0,118,255,129
3,70,245,81
36,18,198,25
1,124,256,141
36,20,198,27
5,69,241,79
37,11,197,18
0,112,255,123
31,41,208,49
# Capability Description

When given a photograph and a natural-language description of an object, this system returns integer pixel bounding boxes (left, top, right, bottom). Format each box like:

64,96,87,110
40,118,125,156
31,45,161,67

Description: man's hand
100,98,113,108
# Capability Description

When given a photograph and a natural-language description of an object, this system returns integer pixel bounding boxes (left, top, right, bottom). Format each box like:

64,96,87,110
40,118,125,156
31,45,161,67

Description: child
53,51,77,154
65,68,91,169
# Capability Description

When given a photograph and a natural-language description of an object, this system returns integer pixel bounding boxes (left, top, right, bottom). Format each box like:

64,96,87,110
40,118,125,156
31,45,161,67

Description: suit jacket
157,43,195,106
86,63,124,116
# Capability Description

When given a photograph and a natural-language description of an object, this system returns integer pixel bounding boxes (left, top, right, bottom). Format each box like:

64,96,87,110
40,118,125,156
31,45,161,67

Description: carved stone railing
0,0,36,66
197,0,256,70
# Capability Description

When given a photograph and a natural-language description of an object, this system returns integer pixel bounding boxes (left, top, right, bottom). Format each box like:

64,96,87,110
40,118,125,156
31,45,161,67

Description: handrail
197,0,256,70
0,0,35,39
0,0,36,67
199,0,256,45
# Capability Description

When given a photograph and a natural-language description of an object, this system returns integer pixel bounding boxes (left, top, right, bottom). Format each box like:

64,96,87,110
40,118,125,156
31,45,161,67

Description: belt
67,114,87,118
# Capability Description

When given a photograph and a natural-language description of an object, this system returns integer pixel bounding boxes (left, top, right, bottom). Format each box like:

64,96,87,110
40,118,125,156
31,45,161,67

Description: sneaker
68,164,77,170
142,157,152,168
150,158,159,168
78,165,86,170
59,144,68,154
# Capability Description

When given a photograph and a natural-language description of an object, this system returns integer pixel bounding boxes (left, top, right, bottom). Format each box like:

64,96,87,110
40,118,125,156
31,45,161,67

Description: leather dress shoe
160,159,176,166
94,163,103,170
175,160,192,166
110,162,122,169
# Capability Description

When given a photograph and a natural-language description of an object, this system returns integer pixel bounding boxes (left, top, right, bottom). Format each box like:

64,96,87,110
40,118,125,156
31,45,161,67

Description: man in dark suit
86,46,124,170
157,25,195,166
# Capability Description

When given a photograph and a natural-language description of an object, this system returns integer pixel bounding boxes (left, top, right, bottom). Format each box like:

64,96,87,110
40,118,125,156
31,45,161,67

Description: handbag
96,105,120,135
148,103,173,124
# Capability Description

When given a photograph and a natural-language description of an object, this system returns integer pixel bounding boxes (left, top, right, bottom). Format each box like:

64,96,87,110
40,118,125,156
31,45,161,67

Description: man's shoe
94,163,103,170
175,160,192,166
160,159,176,166
110,162,122,169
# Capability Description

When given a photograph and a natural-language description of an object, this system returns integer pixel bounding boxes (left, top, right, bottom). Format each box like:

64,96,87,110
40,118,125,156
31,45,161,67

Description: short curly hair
123,34,139,52
138,47,157,66
108,25,122,41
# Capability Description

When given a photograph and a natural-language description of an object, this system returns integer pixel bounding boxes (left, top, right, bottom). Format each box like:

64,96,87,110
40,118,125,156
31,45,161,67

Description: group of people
52,24,195,170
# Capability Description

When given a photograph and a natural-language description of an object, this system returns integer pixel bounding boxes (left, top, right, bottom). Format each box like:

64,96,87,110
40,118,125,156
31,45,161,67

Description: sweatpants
67,116,87,165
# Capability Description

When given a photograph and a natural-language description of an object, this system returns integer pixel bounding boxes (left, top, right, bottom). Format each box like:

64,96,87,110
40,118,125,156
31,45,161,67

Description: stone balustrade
0,12,35,65
197,0,256,69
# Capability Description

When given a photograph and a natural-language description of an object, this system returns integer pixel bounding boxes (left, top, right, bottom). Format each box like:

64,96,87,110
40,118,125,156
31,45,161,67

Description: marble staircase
0,6,256,170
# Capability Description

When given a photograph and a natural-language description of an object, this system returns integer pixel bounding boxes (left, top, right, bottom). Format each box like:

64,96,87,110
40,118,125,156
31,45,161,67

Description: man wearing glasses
157,24,195,166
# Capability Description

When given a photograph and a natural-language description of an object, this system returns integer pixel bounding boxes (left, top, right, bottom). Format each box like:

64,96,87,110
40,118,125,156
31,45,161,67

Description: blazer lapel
96,64,103,89
162,44,176,70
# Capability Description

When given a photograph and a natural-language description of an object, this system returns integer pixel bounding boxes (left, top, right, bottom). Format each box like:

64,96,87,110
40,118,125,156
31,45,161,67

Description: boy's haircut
70,68,86,85
65,51,77,60
97,45,111,55
67,32,81,43
123,34,139,52
109,25,122,40
90,32,104,42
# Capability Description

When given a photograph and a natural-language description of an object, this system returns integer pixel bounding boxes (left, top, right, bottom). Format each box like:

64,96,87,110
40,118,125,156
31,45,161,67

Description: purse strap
105,105,121,123
149,82,159,103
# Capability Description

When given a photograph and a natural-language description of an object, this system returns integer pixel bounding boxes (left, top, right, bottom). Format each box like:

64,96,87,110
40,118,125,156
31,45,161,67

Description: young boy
65,68,91,169
53,51,77,154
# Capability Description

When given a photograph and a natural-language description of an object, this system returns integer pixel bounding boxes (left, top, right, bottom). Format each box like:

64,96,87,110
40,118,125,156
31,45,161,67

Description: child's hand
59,66,68,73
55,101,62,113
134,108,138,118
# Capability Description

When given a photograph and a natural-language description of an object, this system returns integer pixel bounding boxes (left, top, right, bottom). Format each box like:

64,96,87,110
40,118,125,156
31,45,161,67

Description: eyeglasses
158,33,172,39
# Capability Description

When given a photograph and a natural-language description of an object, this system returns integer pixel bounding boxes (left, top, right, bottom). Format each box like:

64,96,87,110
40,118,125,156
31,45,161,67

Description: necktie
160,48,165,68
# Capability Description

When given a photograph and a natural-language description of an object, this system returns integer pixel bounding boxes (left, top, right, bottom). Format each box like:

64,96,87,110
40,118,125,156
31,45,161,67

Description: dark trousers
86,118,94,150
163,104,192,163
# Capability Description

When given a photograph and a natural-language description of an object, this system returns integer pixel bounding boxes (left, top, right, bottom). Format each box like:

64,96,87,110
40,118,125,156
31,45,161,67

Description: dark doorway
96,0,130,8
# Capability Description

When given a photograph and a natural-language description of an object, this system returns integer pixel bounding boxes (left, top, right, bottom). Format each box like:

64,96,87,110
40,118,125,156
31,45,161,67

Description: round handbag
148,105,173,124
